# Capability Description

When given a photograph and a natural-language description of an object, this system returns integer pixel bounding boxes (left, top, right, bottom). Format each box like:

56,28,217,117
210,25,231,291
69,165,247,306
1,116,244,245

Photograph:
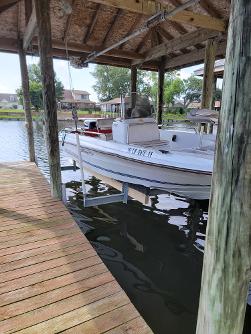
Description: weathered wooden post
34,0,62,199
201,38,217,133
157,58,165,125
131,66,137,109
196,1,251,333
18,39,36,162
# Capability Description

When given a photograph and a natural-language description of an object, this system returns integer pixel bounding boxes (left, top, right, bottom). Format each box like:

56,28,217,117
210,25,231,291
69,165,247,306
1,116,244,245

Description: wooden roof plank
132,28,221,65
88,0,226,31
83,3,101,43
165,40,226,70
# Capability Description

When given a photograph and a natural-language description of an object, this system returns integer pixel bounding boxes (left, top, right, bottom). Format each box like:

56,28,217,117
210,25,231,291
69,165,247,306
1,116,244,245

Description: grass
163,112,187,121
0,109,24,113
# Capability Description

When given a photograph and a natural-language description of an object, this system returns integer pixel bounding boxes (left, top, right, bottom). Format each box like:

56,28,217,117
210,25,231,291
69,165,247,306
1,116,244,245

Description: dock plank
0,162,153,333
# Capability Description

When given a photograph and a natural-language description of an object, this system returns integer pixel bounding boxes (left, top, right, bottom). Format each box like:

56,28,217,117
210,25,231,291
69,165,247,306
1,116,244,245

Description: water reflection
66,176,207,334
1,121,248,334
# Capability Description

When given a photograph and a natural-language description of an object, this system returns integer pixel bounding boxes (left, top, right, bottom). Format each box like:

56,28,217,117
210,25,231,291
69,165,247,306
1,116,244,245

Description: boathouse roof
0,0,230,71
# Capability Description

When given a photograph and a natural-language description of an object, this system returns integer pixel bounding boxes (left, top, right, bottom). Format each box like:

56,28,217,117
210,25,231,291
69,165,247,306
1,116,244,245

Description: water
0,121,248,334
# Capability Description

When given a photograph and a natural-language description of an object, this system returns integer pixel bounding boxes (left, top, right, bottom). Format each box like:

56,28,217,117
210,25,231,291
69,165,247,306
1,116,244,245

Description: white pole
76,133,86,196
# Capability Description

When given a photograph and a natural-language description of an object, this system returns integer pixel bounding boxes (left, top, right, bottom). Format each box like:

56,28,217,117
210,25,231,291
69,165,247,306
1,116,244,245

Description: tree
92,65,152,101
181,75,203,107
17,64,64,111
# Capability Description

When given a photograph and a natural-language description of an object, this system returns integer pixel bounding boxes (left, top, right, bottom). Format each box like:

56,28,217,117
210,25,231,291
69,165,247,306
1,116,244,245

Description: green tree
181,75,203,107
17,64,64,111
92,65,152,101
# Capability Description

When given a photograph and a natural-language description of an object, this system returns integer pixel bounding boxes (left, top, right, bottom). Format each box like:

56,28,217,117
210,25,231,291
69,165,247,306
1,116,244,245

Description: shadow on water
0,120,250,334
65,176,208,334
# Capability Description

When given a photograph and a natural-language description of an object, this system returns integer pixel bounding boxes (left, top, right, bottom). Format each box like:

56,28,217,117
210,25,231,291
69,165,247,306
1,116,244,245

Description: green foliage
17,64,64,111
181,75,203,107
91,65,152,101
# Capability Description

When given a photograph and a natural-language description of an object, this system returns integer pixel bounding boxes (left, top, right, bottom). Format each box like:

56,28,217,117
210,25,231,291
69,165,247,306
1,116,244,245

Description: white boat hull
62,140,212,200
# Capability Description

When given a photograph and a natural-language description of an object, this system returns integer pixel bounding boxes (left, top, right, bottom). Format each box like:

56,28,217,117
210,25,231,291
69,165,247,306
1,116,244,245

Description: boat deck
0,161,152,334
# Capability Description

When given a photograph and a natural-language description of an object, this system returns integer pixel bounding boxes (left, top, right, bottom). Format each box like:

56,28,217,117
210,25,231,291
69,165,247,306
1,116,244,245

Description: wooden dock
0,161,152,334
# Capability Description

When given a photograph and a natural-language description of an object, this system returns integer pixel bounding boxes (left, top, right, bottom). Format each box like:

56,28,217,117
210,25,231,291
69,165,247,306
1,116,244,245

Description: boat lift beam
83,182,128,207
75,133,129,207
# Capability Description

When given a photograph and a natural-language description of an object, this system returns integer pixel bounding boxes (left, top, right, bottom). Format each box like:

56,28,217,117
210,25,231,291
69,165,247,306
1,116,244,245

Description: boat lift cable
84,0,200,65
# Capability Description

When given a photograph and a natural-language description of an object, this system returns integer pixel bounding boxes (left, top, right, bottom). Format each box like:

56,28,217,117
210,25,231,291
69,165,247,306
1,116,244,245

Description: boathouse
0,1,250,334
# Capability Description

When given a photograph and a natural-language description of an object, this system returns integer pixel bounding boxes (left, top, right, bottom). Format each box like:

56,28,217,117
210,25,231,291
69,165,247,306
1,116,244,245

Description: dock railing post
18,39,36,163
196,1,251,333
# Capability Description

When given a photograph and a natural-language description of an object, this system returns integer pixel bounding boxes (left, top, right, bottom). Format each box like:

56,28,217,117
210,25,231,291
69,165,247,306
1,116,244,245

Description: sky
0,52,202,102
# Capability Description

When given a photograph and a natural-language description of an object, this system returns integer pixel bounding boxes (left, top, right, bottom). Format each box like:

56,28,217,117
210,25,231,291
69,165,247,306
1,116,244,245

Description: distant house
59,90,96,110
0,93,19,109
100,97,131,113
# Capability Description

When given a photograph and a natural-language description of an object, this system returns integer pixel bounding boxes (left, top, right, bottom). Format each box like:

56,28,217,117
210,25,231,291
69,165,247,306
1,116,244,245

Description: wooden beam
196,1,251,333
0,37,158,70
83,3,101,43
165,41,226,70
201,38,217,109
118,13,142,49
50,40,144,60
34,0,62,199
135,30,152,53
24,0,32,25
102,8,122,47
0,0,19,13
157,57,165,125
88,0,226,32
131,66,137,109
133,28,221,65
23,5,37,50
0,0,19,9
18,39,35,162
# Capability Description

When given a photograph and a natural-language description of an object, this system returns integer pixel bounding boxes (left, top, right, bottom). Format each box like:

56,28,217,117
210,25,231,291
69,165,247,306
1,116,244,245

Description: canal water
0,121,249,334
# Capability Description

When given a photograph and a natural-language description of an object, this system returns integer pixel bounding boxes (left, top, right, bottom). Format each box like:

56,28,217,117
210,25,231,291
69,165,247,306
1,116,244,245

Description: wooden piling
131,66,137,109
18,40,35,162
196,1,251,333
34,0,62,199
201,38,217,109
157,58,165,125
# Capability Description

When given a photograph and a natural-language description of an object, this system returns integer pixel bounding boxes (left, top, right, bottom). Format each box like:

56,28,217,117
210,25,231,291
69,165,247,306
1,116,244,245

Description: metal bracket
83,182,129,207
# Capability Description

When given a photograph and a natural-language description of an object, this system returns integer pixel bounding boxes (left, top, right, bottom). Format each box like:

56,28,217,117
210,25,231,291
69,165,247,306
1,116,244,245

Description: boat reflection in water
66,176,208,334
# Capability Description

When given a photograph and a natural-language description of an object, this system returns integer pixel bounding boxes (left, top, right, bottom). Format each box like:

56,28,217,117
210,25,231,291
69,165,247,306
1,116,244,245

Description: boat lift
62,133,129,207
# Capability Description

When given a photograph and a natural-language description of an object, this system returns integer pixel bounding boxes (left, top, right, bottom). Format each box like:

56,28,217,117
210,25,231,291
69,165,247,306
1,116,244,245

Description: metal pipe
84,0,200,64
76,133,87,196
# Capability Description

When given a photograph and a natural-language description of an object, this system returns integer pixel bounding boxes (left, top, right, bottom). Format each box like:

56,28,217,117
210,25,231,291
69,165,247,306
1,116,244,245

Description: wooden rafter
83,3,101,43
156,26,188,55
119,13,142,49
132,28,221,66
102,8,122,47
63,0,76,42
165,40,226,71
0,0,19,13
23,5,37,50
165,0,223,19
88,0,226,31
135,30,152,53
24,0,32,25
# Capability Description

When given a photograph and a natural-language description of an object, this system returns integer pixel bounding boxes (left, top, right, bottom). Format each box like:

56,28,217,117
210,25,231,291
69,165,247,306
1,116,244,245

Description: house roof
0,93,18,101
0,1,230,71
63,89,91,100
194,59,225,78
100,97,131,105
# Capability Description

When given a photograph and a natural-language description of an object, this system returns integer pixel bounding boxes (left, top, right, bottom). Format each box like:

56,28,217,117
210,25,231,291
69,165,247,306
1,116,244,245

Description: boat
60,112,214,200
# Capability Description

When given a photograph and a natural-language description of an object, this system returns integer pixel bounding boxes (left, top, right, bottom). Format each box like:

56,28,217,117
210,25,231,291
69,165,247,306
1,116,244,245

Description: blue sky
0,52,201,102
